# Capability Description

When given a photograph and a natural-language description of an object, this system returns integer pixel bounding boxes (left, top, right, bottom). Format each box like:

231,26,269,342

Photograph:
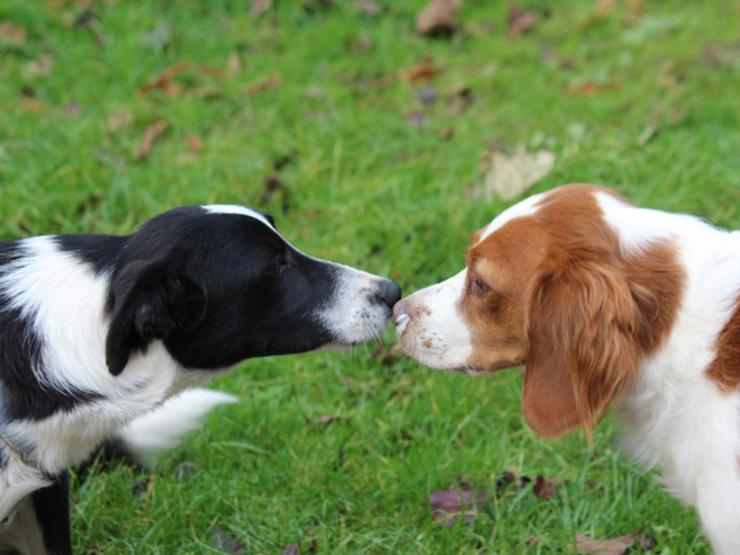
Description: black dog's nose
375,279,402,307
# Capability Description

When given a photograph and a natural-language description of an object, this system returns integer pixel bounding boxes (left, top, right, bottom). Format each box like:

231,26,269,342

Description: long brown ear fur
522,258,641,438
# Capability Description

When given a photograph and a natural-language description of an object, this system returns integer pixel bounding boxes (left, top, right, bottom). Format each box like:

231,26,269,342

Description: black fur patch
32,472,72,555
55,234,127,275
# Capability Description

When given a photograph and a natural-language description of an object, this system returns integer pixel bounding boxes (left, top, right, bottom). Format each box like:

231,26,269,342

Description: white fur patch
478,192,544,242
0,456,49,526
203,204,274,229
317,263,394,345
115,388,237,467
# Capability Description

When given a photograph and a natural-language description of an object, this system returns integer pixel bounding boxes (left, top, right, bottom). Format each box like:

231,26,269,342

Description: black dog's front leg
31,472,72,555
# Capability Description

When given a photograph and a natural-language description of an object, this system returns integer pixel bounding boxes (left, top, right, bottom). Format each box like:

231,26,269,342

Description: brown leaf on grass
593,0,616,17
309,415,340,426
140,63,222,96
532,475,557,500
23,56,54,79
474,145,554,201
508,4,536,37
406,111,427,127
244,73,283,95
227,51,241,76
399,59,440,85
133,120,168,161
185,136,203,152
250,0,273,18
576,533,638,555
348,33,373,52
20,98,47,113
564,80,620,96
583,0,616,26
64,100,81,117
211,527,246,554
281,545,300,555
447,86,473,116
703,43,740,68
0,22,26,45
107,109,132,132
354,0,382,16
429,488,488,528
416,0,461,37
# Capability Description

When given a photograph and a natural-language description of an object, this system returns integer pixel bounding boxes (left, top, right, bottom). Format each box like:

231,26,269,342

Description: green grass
1,0,738,553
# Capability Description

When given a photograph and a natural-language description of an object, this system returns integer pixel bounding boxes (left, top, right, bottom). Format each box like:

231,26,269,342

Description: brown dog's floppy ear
105,258,207,376
522,259,640,438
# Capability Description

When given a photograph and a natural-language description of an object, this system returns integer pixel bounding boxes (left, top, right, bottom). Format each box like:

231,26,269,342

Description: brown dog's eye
471,278,489,295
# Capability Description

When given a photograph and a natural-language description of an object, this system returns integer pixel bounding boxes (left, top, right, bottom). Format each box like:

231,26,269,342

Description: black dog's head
105,205,400,375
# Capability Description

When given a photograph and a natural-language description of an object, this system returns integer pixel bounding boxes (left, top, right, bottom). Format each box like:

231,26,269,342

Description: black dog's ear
105,259,207,376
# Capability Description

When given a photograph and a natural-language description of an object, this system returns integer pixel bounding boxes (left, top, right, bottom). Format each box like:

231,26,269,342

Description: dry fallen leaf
23,56,54,79
20,98,46,113
281,545,300,555
508,4,536,37
227,51,241,76
429,488,488,528
250,0,272,18
532,475,558,500
476,145,554,201
576,533,638,555
309,415,340,426
399,60,440,85
244,73,283,95
583,0,616,26
447,86,473,116
211,527,246,555
0,22,26,45
564,80,621,96
703,43,740,68
140,63,221,96
354,0,382,16
64,101,81,117
416,0,462,37
593,0,616,17
107,109,132,132
185,136,203,152
134,120,168,161
406,111,427,127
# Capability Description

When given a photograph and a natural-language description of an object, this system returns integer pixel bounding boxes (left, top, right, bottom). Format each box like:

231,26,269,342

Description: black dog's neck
54,234,129,276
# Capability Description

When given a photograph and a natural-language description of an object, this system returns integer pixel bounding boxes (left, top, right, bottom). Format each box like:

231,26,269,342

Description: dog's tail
97,388,238,468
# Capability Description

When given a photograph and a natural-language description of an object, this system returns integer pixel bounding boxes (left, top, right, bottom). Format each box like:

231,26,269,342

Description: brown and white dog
394,184,740,554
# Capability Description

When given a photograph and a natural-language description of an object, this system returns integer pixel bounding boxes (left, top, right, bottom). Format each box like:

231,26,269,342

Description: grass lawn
1,0,738,553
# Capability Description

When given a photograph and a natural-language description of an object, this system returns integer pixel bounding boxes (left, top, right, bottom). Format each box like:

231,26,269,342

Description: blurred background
0,0,738,553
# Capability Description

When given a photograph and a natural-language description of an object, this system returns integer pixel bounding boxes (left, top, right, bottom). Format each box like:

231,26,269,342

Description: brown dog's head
394,185,683,437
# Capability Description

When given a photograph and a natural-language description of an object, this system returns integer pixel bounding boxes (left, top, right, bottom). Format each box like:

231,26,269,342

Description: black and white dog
0,204,400,554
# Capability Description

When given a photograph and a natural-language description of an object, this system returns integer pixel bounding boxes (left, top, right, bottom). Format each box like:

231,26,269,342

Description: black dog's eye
471,278,489,295
277,259,292,274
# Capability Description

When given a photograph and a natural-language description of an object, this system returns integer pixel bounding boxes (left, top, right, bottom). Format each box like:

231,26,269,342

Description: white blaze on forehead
202,204,274,229
478,192,545,243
